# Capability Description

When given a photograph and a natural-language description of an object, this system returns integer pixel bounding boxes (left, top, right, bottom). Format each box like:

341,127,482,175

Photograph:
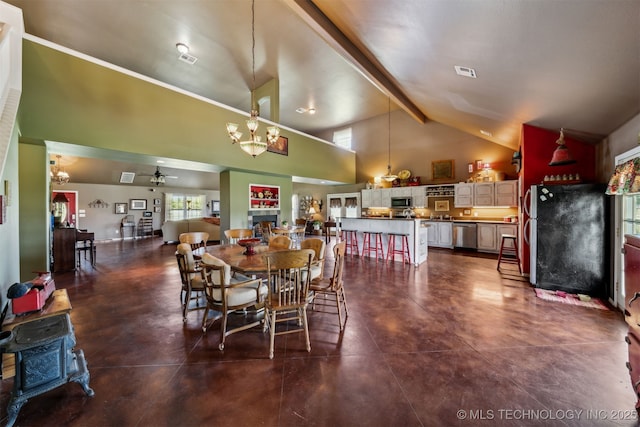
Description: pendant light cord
388,97,391,170
251,0,256,110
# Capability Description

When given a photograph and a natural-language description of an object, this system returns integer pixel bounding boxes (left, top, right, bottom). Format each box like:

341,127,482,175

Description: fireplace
248,210,280,240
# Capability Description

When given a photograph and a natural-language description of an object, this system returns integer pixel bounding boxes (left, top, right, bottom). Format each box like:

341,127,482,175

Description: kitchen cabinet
477,223,517,253
474,183,494,206
391,187,412,197
454,183,473,207
249,184,279,210
411,186,426,208
425,221,453,248
361,189,372,208
380,188,391,207
495,180,518,206
371,190,381,207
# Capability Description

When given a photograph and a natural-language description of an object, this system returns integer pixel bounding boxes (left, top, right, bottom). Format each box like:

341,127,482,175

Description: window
164,193,206,221
333,128,352,150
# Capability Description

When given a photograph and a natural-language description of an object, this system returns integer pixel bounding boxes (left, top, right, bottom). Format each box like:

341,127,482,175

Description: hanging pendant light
225,0,278,157
381,97,398,182
50,154,70,185
549,128,576,166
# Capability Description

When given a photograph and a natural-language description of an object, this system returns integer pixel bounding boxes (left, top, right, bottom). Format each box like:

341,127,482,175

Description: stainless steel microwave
391,197,412,208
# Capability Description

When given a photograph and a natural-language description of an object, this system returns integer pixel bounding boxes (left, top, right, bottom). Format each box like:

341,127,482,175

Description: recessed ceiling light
156,160,165,164
480,130,492,137
175,43,189,54
295,107,316,114
454,65,477,78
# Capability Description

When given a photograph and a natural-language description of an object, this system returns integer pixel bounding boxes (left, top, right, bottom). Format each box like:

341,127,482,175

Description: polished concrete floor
0,236,636,427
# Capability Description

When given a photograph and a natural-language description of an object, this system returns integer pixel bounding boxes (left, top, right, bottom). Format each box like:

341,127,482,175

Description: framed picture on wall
143,211,152,218
432,160,455,180
154,206,161,213
115,203,128,214
153,198,161,205
267,136,288,156
130,199,147,210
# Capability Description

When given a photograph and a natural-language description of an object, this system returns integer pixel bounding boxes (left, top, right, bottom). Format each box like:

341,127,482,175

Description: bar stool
341,229,359,257
497,234,521,274
361,231,384,261
386,233,411,264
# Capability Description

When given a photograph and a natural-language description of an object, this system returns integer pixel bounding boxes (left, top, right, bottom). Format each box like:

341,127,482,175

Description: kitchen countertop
358,217,518,224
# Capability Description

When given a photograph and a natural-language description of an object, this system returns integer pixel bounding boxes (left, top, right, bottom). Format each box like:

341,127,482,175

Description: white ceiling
5,0,640,189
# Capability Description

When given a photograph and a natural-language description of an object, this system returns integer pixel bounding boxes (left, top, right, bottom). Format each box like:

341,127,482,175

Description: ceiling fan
140,166,178,186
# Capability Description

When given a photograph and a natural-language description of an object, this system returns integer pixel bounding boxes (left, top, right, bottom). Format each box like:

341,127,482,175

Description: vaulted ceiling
4,0,639,189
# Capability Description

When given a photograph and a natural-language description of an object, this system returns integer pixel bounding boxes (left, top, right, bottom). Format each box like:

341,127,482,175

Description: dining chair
179,231,209,252
175,243,206,322
259,221,273,241
264,249,315,359
300,238,326,280
268,235,292,250
200,253,268,351
224,228,253,244
309,241,349,331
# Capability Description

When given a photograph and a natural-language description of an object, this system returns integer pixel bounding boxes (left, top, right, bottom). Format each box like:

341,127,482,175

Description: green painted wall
18,142,50,281
18,39,356,184
220,170,292,234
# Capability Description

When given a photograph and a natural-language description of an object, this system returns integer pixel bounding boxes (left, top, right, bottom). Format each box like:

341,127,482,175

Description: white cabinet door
494,180,518,207
411,186,426,208
474,183,494,206
437,222,453,247
371,190,382,207
496,224,517,249
380,188,391,207
361,190,372,208
477,223,498,251
392,187,412,197
425,221,453,248
454,183,473,207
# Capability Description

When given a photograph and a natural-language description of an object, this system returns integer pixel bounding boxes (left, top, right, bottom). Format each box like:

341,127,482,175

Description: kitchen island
340,218,429,266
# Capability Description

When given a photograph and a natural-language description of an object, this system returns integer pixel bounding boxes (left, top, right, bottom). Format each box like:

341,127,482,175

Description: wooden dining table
204,243,274,274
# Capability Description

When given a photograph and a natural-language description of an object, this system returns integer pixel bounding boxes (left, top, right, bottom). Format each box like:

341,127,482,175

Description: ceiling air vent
120,172,136,184
454,65,477,78
178,52,198,65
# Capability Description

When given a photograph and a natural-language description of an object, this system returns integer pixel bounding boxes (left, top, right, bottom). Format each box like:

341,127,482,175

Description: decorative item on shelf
549,128,576,166
50,154,70,185
225,0,279,157
432,159,455,180
512,150,522,173
381,97,398,182
88,199,109,208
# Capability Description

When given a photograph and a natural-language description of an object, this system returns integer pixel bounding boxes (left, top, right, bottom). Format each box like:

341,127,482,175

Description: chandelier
50,154,70,185
225,0,280,157
381,97,398,182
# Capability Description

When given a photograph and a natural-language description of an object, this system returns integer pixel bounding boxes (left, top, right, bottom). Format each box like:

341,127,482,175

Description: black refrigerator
525,183,610,296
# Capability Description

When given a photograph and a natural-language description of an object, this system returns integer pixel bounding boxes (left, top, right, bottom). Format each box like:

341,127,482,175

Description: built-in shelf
425,185,455,197
249,184,280,210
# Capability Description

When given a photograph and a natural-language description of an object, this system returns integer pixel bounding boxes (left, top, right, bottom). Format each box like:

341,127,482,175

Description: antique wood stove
1,313,94,427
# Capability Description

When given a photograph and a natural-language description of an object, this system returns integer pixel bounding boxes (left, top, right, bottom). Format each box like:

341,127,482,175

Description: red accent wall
519,124,597,275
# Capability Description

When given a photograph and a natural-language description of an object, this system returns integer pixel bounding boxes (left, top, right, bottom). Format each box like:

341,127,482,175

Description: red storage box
12,273,56,315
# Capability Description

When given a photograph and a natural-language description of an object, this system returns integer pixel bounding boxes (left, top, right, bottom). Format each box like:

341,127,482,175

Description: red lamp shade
549,129,576,166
